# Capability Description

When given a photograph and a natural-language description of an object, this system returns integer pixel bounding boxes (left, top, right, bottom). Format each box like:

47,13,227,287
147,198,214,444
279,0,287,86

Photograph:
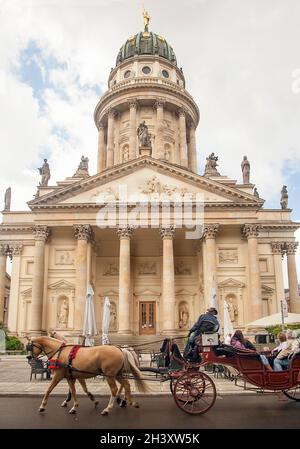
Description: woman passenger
230,330,273,371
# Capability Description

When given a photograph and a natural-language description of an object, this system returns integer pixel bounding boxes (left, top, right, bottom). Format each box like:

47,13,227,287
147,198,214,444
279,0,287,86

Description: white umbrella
208,275,218,310
102,296,111,345
223,301,234,343
83,284,97,346
245,312,300,328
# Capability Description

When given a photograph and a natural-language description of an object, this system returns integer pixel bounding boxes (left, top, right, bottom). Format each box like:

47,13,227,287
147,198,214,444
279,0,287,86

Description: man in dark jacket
184,308,220,361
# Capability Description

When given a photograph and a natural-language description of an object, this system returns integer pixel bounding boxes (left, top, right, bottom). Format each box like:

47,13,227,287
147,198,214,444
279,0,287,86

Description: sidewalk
0,355,256,396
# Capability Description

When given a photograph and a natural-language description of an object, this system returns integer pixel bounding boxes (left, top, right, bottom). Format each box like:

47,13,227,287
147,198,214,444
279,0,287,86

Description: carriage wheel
173,372,216,414
283,386,300,401
170,373,206,402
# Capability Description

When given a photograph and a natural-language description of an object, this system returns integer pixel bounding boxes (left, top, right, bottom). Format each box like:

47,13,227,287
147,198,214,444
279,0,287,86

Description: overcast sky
0,0,299,282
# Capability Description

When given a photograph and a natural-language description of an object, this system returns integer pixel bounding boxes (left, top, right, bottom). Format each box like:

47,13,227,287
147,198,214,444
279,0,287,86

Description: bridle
26,340,66,361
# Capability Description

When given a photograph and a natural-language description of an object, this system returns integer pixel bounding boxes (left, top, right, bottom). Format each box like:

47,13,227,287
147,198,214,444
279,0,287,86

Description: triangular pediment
218,278,245,288
175,288,197,296
261,284,275,293
28,157,263,209
48,280,75,290
134,288,161,296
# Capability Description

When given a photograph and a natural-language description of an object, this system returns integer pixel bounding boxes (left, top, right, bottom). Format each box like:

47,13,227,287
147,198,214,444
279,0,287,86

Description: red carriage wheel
170,372,206,402
283,386,300,401
173,372,216,414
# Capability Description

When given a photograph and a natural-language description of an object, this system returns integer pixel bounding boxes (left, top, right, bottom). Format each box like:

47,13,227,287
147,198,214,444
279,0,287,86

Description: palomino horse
27,336,149,415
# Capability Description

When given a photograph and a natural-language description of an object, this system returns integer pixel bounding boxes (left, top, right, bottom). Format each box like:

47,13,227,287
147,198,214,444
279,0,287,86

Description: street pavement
0,395,300,429
0,355,250,396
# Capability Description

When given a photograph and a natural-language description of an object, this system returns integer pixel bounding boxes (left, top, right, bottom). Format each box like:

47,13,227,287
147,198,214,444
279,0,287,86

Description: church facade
0,23,299,338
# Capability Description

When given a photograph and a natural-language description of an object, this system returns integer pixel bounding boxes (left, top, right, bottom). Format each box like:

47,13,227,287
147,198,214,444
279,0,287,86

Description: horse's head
26,337,44,360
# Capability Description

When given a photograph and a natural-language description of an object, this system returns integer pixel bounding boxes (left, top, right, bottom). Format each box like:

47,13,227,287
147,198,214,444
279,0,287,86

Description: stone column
30,226,50,333
7,244,23,334
178,108,188,167
106,109,117,168
74,225,92,331
286,242,300,313
271,242,285,312
188,122,197,173
203,224,219,309
0,244,8,323
242,224,262,320
117,225,133,334
97,122,106,172
160,226,176,333
155,99,165,159
128,99,137,160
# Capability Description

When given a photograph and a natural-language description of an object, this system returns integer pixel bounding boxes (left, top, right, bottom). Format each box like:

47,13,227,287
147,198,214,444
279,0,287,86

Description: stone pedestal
160,226,175,334
118,226,133,334
139,146,152,157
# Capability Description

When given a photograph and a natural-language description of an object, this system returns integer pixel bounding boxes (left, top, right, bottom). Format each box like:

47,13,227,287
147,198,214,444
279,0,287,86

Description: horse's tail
120,348,151,393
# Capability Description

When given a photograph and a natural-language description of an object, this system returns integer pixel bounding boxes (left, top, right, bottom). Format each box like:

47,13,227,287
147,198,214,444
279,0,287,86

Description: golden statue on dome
143,8,151,32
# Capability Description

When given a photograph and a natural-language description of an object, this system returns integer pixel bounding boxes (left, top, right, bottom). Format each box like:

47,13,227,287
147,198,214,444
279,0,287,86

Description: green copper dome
116,31,177,67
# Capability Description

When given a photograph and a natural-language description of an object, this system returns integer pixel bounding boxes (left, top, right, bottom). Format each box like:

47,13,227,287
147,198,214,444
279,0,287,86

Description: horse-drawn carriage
26,334,300,416
141,332,300,415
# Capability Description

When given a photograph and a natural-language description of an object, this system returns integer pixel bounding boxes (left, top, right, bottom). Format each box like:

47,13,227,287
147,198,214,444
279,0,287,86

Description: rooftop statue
143,9,151,32
74,155,90,177
280,185,288,209
4,187,11,211
204,152,220,176
253,187,259,198
241,155,250,184
38,159,51,186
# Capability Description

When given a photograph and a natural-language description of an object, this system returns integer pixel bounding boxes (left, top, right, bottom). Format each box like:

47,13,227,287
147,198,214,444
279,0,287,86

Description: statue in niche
4,187,11,211
241,156,250,184
204,153,220,176
57,299,69,328
280,185,288,209
110,302,117,330
179,303,189,329
227,297,238,323
38,159,51,186
164,148,170,161
74,155,89,177
137,121,152,148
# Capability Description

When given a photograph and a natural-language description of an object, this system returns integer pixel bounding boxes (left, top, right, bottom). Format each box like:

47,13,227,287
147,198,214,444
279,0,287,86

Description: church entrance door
139,302,156,335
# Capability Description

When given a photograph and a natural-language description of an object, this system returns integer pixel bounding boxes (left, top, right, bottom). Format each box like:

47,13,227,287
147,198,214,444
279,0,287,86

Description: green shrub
266,324,300,337
5,336,23,351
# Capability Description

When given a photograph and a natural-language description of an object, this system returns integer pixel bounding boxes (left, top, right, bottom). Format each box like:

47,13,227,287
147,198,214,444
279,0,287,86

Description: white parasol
223,300,234,343
208,274,218,310
83,284,97,346
102,296,111,345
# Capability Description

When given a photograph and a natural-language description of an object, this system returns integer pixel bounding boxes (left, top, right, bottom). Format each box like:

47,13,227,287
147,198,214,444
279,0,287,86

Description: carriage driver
183,308,220,361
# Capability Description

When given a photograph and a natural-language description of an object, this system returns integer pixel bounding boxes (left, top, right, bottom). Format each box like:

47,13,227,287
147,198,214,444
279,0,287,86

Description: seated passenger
183,307,219,362
273,330,299,371
230,330,273,371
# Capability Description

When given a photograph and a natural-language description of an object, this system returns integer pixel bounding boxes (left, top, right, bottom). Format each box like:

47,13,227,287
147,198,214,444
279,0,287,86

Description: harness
67,345,81,379
48,344,82,379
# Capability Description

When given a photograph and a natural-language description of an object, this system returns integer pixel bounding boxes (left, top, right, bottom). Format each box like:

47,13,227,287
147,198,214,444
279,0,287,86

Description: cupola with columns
94,13,199,173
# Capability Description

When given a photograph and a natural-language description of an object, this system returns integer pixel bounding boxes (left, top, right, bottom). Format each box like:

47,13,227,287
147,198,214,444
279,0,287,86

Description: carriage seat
213,344,236,358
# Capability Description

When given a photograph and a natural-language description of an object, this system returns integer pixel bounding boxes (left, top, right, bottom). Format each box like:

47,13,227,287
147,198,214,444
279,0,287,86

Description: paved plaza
0,355,251,396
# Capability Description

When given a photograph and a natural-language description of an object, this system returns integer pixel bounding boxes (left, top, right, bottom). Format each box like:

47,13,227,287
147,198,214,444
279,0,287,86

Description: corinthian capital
10,244,23,257
108,107,118,118
271,242,285,255
33,225,51,242
160,225,175,240
203,224,219,239
0,244,9,257
242,224,260,239
128,98,138,109
117,225,134,240
154,98,166,109
74,225,93,241
178,107,187,117
285,242,299,255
